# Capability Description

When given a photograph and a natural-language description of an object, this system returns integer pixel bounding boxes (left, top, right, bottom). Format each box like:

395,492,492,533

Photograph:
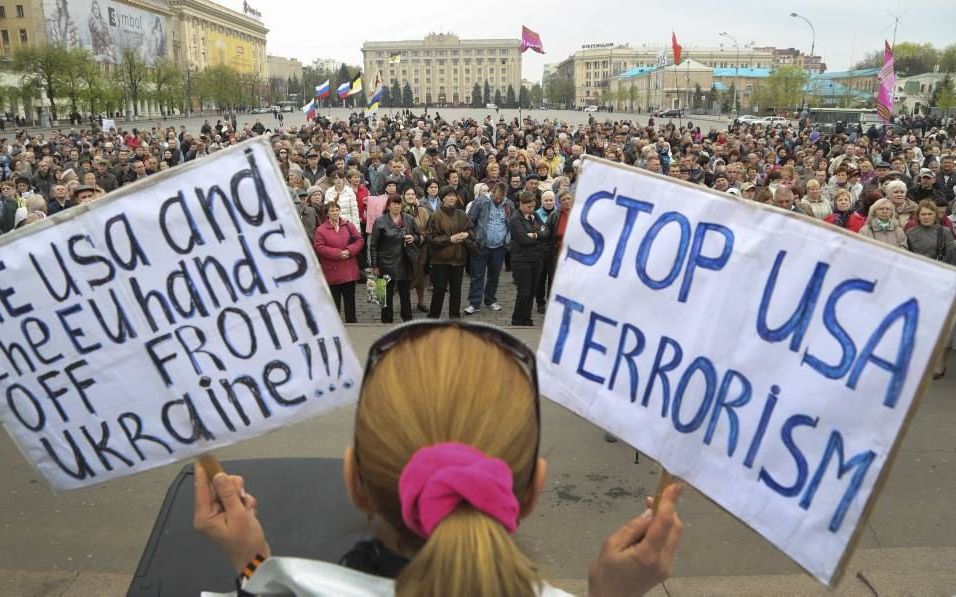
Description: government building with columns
362,33,522,107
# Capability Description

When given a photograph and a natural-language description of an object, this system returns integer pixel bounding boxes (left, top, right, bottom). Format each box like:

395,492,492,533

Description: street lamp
719,31,739,116
790,11,816,116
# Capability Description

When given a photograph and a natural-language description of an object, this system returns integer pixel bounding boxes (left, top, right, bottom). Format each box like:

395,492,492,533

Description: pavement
1,318,954,596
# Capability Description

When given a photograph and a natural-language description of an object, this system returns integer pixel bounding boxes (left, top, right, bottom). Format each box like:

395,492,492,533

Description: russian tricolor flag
337,82,350,99
315,80,330,99
301,99,317,120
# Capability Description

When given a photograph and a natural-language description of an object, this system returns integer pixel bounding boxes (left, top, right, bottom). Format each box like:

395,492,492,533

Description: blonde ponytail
354,326,541,596
397,506,538,597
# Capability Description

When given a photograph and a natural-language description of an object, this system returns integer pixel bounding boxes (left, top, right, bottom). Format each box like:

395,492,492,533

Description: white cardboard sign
0,138,362,491
538,157,956,585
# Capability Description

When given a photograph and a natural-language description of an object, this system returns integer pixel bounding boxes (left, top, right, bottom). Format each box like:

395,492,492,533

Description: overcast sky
217,0,953,80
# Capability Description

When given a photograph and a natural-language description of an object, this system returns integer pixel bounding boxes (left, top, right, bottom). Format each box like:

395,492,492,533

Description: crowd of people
1,109,955,362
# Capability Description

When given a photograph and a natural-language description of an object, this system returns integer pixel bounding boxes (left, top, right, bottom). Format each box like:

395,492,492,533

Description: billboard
43,0,168,65
208,30,255,74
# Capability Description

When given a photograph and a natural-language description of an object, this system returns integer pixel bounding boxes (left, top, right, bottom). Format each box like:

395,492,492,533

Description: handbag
401,214,420,264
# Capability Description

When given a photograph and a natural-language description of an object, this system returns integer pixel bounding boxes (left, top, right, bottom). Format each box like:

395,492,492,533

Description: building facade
267,55,302,81
362,33,521,106
754,47,825,74
167,0,266,77
0,0,46,58
552,43,776,107
895,72,949,116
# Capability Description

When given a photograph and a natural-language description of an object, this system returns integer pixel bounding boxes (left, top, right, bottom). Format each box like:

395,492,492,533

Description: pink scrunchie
399,442,520,539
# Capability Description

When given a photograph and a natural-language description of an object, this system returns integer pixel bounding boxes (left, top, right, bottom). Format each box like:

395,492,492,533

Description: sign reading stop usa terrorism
539,157,956,585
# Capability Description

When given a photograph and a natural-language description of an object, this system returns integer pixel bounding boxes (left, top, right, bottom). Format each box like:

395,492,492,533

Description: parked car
738,114,763,124
655,108,684,118
251,107,270,114
762,116,789,128
584,105,598,113
486,103,498,110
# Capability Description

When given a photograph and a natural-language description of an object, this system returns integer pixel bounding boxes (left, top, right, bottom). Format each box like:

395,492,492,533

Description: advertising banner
43,0,168,65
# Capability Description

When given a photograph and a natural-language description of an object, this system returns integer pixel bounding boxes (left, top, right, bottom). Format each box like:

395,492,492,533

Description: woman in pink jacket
313,202,365,323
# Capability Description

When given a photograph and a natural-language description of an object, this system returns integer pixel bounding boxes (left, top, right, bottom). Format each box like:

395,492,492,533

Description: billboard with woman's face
43,0,168,65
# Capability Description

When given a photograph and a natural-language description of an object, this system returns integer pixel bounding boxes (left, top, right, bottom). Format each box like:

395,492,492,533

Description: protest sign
537,157,956,585
0,138,362,491
102,119,116,132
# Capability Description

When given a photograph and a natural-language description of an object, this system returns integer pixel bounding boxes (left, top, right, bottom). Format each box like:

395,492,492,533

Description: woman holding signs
194,320,684,596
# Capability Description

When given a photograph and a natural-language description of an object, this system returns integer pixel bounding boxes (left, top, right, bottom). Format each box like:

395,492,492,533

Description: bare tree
120,48,149,116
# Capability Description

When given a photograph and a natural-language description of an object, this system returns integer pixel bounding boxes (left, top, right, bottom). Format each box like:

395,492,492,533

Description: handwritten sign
101,118,116,132
0,138,362,491
538,157,956,585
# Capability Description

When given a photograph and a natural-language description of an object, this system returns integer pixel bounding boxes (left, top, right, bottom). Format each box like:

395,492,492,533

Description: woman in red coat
313,202,364,323
824,189,866,233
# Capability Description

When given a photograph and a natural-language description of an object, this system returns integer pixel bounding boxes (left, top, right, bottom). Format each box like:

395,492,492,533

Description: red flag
672,31,682,65
520,26,545,54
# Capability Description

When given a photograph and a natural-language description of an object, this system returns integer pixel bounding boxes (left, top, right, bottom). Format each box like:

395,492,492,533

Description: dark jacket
1,197,18,234
906,224,955,260
425,205,474,266
96,171,119,193
370,212,422,280
508,212,550,263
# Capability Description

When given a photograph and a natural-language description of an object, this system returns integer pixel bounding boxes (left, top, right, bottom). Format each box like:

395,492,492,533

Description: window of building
475,49,483,55
19,29,27,43
501,67,506,74
0,7,5,17
500,58,506,65
16,4,25,17
0,30,7,46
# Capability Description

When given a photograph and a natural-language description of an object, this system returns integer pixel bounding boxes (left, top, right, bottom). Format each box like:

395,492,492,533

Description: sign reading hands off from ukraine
538,157,956,585
0,138,361,491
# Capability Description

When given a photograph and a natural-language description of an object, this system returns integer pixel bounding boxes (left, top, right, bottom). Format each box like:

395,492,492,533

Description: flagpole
675,63,682,128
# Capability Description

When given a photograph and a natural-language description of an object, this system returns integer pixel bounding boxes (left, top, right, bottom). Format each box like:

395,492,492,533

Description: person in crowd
799,179,832,220
0,179,22,233
370,194,423,323
46,183,73,216
326,173,360,226
771,186,808,215
313,201,364,323
402,185,431,313
906,199,955,261
509,192,550,327
420,178,442,215
425,187,474,319
534,191,558,314
860,197,908,249
824,189,867,233
466,182,514,315
883,179,918,229
194,320,685,596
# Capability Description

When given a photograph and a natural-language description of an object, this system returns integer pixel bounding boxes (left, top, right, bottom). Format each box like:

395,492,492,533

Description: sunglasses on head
360,320,542,476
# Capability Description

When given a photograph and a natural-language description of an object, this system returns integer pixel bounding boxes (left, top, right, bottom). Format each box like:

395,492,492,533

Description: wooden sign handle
652,469,674,515
197,454,225,479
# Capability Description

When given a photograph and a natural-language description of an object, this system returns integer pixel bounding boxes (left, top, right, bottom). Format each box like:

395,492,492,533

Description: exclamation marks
300,337,353,398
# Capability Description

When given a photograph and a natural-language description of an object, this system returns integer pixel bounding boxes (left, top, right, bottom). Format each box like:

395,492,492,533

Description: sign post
538,156,956,585
0,138,362,492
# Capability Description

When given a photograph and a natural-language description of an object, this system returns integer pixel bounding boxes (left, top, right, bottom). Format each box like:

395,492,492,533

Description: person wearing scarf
824,189,866,233
860,197,908,249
